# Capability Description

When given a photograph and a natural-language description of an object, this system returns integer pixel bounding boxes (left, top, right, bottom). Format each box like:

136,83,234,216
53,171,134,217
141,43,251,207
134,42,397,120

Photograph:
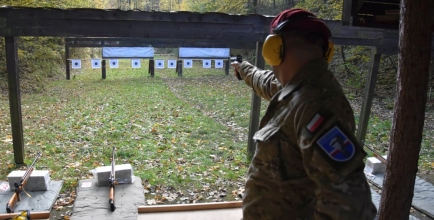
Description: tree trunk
378,0,433,219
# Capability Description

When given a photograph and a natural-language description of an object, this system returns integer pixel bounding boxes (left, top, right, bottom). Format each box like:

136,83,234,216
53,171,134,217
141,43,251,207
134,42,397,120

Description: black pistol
233,55,243,80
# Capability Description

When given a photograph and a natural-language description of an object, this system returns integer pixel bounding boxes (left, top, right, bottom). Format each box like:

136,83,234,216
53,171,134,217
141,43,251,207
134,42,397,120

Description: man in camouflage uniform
231,9,377,220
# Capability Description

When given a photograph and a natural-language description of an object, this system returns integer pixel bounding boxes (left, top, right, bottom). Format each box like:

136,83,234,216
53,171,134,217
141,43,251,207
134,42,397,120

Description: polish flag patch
306,113,324,133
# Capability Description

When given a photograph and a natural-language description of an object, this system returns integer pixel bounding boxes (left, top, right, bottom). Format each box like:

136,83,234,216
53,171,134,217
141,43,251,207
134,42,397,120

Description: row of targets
70,59,226,69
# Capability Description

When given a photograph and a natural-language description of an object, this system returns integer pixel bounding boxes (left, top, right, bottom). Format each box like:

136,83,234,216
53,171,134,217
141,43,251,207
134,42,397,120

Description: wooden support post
102,60,106,79
225,58,230,75
356,47,381,143
149,59,154,77
341,0,353,26
5,37,24,165
248,42,264,157
177,59,183,77
65,44,70,80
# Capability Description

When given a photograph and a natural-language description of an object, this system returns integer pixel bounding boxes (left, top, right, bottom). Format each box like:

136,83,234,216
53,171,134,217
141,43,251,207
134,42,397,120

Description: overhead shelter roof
343,0,434,30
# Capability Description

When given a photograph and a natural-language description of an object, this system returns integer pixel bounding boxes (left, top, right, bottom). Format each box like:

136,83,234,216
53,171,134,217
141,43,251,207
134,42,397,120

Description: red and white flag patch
306,113,324,133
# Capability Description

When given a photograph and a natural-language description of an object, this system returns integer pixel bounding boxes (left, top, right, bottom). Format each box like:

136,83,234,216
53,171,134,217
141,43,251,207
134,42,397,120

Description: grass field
0,58,433,208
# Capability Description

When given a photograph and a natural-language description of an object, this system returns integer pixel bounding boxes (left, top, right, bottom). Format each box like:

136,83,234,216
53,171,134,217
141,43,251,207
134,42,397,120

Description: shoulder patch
316,126,355,162
306,113,324,133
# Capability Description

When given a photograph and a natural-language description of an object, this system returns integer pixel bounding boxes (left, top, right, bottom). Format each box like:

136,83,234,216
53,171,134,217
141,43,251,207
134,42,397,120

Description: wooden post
225,58,230,75
65,44,70,80
5,37,24,165
248,42,264,157
102,60,106,79
177,59,183,77
341,0,353,26
356,47,381,143
378,0,433,219
149,59,154,77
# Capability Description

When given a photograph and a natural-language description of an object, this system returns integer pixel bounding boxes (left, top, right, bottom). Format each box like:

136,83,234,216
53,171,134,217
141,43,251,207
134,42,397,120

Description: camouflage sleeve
239,61,282,101
293,101,377,220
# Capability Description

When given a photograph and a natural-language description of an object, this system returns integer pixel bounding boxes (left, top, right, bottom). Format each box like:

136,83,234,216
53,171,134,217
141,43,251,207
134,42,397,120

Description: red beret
270,8,331,40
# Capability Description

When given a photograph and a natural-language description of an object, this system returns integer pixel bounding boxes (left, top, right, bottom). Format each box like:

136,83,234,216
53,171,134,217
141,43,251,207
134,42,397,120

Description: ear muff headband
262,16,335,66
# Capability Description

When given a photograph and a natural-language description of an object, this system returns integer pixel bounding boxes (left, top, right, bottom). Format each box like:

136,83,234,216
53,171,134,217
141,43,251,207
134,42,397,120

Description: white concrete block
364,156,387,174
92,164,133,187
7,170,50,191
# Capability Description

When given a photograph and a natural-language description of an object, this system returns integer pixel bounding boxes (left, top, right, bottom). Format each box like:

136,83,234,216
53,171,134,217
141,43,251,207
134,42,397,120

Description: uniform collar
277,59,328,101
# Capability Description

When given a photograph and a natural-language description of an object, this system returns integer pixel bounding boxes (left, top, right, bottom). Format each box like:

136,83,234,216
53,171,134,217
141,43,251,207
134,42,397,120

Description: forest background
1,0,429,94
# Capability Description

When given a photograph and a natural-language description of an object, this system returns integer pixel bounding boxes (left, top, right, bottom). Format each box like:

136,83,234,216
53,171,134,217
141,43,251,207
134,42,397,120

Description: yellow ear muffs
262,34,284,66
325,40,335,63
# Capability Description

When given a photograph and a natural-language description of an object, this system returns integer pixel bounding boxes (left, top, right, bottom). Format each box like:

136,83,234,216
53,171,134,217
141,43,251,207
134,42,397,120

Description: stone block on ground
7,170,50,191
364,156,387,174
92,164,133,187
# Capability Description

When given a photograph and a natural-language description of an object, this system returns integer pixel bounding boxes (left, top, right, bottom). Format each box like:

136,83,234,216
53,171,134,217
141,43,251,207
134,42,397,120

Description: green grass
0,59,265,204
0,58,433,207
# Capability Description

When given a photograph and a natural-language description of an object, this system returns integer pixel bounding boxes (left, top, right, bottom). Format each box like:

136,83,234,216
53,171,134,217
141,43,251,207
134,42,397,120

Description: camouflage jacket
238,59,377,220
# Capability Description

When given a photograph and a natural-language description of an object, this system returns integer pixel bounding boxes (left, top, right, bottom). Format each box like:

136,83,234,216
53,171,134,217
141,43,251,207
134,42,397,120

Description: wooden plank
0,211,50,220
66,42,257,49
5,36,24,165
137,207,242,220
248,42,264,157
357,2,400,15
137,201,242,213
0,7,266,24
3,18,265,39
356,47,381,143
0,7,402,42
64,36,404,52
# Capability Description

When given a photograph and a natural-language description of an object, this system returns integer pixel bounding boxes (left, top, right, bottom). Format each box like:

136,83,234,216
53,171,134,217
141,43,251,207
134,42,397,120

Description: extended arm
234,61,282,101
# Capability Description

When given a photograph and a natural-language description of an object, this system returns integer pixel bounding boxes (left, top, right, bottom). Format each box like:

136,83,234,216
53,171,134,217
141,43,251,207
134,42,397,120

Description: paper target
91,59,101,69
71,60,81,69
132,59,141,68
184,59,193,68
214,59,224,68
109,59,119,68
168,60,176,69
203,59,211,68
156,60,165,69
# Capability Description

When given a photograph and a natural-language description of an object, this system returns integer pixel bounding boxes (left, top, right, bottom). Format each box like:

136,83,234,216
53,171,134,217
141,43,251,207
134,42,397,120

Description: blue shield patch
316,126,355,162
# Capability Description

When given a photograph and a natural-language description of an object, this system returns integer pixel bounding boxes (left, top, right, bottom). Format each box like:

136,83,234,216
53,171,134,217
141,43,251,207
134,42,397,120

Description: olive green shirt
238,59,377,220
